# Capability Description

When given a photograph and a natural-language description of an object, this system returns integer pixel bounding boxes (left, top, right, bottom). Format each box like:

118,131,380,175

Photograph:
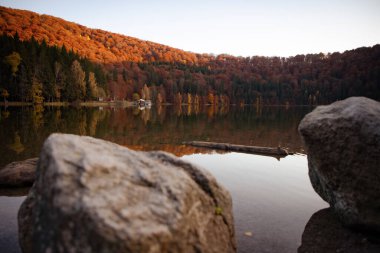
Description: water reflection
0,105,311,167
182,153,328,253
0,197,25,253
0,105,322,253
298,208,380,252
7,132,25,154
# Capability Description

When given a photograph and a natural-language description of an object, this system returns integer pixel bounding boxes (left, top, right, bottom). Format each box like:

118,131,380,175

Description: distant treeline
1,6,380,105
1,33,379,105
113,46,380,105
0,34,107,103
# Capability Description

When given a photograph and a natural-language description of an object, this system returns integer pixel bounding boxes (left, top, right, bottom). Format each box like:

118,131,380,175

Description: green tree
69,60,86,101
53,61,64,101
97,87,106,99
4,52,22,76
88,72,98,99
132,92,140,101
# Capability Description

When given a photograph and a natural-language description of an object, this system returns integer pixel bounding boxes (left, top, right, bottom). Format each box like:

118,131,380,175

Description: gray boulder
0,158,38,187
18,133,236,253
299,97,380,232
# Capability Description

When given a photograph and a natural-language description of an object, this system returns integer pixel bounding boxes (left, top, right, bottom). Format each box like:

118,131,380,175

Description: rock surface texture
0,158,37,187
299,97,380,232
18,133,236,253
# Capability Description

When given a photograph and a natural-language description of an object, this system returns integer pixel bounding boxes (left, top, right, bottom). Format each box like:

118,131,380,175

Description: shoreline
0,101,316,108
0,101,135,107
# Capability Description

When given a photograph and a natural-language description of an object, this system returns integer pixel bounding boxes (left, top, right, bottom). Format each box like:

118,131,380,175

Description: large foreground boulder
0,158,37,187
299,97,380,232
18,134,236,253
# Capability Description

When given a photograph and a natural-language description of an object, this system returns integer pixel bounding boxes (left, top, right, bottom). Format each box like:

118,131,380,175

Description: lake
0,105,328,253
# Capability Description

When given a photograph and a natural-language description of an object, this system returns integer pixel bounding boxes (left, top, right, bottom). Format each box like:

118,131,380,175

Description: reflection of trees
186,104,192,116
156,105,166,123
127,108,152,125
78,116,87,135
256,104,262,117
207,105,215,119
219,105,229,115
299,208,380,253
8,131,25,154
32,105,44,129
0,105,311,167
1,107,105,166
88,109,107,136
54,109,61,121
102,105,310,154
140,108,151,125
132,107,140,116
193,103,200,115
1,109,10,120
174,104,182,116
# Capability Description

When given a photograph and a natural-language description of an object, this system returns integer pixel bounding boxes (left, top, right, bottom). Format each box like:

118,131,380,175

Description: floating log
183,141,289,157
0,187,30,197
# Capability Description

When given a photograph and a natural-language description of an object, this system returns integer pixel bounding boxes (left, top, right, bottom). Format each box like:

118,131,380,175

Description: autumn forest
0,6,379,105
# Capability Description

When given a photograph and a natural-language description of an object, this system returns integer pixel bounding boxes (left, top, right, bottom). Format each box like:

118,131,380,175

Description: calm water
0,105,328,253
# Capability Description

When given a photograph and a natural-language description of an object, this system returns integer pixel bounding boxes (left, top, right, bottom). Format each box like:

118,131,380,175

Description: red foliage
1,6,379,104
0,6,204,65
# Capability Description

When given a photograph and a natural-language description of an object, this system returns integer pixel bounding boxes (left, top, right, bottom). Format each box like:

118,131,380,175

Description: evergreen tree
68,60,86,101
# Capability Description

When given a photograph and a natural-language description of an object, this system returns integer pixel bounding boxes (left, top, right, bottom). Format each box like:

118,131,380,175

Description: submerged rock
298,208,380,253
18,134,236,253
299,97,380,232
0,158,37,187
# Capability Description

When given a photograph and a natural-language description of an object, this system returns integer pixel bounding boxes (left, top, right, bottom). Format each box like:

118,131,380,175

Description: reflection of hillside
123,144,214,157
0,105,311,167
101,105,309,154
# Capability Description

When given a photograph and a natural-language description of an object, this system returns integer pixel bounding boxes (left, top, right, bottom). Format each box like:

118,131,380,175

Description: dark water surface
0,105,328,253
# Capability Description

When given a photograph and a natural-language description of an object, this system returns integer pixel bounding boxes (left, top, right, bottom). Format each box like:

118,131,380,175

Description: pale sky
0,0,379,57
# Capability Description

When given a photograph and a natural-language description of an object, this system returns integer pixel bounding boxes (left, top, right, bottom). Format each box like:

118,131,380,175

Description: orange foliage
0,6,203,65
1,6,379,105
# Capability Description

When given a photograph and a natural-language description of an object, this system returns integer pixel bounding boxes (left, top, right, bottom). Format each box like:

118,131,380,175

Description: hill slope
0,6,201,64
1,6,379,105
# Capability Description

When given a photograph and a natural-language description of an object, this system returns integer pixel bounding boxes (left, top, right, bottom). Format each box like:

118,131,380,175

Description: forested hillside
0,34,107,102
1,6,379,105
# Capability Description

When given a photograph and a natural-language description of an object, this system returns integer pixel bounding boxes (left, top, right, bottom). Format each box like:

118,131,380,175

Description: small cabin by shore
134,99,152,108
